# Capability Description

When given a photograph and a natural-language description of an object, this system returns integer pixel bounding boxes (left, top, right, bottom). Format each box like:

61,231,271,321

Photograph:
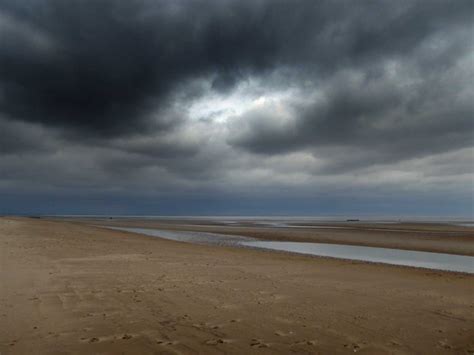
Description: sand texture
1,217,473,354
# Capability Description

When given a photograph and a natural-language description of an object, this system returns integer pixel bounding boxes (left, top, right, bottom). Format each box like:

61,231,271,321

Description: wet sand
81,217,474,256
1,217,473,354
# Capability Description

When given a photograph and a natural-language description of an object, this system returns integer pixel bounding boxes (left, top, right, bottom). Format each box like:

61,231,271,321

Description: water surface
107,227,254,244
242,241,474,274
107,227,474,274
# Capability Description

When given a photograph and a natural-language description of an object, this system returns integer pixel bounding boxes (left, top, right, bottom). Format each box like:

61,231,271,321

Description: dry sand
1,217,473,354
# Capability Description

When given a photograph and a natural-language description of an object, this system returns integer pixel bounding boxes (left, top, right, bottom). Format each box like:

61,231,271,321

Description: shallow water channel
107,227,474,274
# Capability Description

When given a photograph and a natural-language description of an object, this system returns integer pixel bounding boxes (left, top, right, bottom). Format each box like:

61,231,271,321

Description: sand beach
1,217,473,354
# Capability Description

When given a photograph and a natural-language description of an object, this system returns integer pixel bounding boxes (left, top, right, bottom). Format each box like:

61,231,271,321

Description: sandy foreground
1,217,473,354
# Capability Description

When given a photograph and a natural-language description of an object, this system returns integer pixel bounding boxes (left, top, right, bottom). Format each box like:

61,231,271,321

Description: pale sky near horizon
0,0,473,216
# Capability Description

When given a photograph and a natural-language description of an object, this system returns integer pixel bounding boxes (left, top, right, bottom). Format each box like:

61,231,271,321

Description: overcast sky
0,0,473,216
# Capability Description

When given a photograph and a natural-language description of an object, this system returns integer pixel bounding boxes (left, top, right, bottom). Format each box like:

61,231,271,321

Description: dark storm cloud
230,51,473,167
0,0,276,135
227,0,474,168
1,0,471,136
0,0,473,216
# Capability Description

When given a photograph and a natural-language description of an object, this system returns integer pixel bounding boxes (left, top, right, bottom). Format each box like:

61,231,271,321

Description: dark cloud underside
1,0,471,133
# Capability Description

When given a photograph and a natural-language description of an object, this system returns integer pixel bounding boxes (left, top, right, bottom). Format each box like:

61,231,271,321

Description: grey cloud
0,117,57,154
0,0,276,136
0,0,472,215
229,28,474,170
1,0,471,136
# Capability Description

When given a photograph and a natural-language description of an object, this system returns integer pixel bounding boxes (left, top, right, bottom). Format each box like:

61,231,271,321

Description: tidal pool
242,241,474,274
107,227,474,273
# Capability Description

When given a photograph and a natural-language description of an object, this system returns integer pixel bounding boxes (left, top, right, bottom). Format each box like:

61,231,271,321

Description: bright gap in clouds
186,79,300,124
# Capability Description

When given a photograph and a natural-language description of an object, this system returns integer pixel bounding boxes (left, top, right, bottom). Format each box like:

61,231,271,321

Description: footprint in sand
205,338,226,345
196,322,223,330
156,340,179,346
344,343,361,352
437,339,453,349
250,338,270,348
274,330,294,337
291,339,317,346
